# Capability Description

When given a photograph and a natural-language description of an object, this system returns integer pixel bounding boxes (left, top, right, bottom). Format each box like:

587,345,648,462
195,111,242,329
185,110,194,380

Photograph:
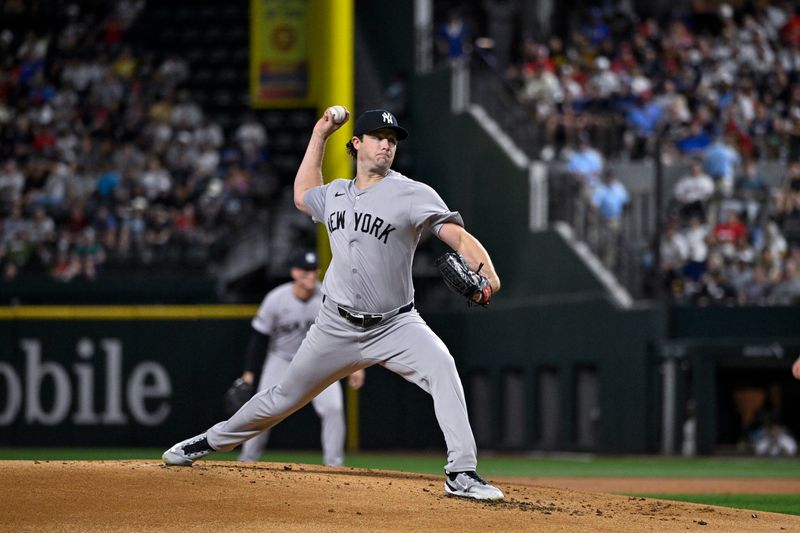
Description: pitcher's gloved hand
435,252,492,307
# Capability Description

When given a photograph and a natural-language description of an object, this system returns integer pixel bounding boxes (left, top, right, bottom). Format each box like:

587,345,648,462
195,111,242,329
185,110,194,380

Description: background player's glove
435,252,492,307
223,377,254,417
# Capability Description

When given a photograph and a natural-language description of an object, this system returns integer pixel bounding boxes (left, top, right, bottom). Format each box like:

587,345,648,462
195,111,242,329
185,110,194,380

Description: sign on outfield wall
0,308,252,446
250,0,313,107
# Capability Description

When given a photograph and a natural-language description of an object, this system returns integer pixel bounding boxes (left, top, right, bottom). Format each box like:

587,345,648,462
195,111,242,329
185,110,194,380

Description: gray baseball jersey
251,282,321,362
303,169,463,312
207,170,479,474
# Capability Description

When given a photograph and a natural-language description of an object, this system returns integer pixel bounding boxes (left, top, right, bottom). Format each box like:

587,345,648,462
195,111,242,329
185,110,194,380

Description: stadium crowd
436,1,800,305
2,1,799,307
0,2,274,283
655,153,800,305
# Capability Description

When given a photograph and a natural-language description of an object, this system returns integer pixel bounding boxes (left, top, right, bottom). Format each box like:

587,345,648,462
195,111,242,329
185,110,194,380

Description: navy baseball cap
290,251,318,270
353,109,408,140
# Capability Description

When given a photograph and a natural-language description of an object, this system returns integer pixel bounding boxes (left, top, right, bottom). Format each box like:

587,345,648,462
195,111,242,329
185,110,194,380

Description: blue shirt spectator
592,174,630,220
436,10,470,61
627,97,663,137
96,167,121,198
567,136,604,189
703,137,741,183
676,122,711,154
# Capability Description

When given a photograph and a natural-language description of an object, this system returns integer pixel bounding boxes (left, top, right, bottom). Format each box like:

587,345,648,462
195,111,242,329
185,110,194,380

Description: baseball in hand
328,105,346,124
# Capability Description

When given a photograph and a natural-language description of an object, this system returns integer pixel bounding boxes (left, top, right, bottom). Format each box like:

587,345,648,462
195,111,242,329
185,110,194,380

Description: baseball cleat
444,471,504,500
162,433,214,466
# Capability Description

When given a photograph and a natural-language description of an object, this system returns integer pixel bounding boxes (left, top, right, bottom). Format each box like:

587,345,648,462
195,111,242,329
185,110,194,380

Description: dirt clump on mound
1,460,797,532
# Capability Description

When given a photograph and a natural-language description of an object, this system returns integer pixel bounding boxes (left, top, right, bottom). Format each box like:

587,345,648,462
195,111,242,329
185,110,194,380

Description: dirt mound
1,461,797,532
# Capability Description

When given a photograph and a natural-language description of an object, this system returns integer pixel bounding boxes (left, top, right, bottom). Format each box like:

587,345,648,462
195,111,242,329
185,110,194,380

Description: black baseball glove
435,252,493,307
223,378,254,417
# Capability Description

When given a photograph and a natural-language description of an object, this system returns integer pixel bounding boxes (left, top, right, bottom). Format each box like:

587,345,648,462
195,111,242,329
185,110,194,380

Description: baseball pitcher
164,107,504,500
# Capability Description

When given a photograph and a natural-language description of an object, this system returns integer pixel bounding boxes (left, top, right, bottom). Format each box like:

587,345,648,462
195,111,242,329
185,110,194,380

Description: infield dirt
1,460,798,532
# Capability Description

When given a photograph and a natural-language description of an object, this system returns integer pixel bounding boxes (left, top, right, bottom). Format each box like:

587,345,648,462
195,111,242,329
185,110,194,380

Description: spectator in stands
711,210,747,261
519,55,560,119
51,237,81,283
767,258,800,305
625,90,663,159
234,114,268,168
675,118,713,156
1,203,27,247
734,160,769,225
779,86,800,161
776,160,800,246
117,196,148,261
75,227,105,280
749,98,782,160
703,134,741,198
435,8,471,63
92,204,118,251
28,204,56,269
139,157,171,202
195,141,220,179
566,132,604,192
589,168,629,271
171,89,203,130
0,159,25,210
95,163,121,206
673,158,715,223
682,215,710,290
760,220,788,269
156,54,190,89
1,226,33,281
693,265,738,306
735,263,771,305
144,205,173,261
659,218,689,296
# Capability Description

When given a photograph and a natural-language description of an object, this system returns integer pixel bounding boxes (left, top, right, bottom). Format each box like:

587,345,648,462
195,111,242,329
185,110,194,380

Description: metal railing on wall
467,51,543,160
464,51,651,295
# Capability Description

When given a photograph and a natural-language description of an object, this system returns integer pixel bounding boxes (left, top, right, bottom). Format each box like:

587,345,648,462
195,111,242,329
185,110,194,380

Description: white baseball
328,105,346,124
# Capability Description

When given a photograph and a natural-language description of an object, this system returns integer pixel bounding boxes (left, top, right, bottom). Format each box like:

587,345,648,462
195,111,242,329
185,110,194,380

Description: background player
163,107,504,501
237,250,364,466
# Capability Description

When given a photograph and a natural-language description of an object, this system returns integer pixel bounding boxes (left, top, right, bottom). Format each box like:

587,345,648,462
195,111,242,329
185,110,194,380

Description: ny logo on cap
382,112,394,124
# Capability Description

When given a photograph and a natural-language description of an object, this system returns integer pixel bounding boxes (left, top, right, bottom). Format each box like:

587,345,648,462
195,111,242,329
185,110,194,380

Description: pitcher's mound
1,460,797,532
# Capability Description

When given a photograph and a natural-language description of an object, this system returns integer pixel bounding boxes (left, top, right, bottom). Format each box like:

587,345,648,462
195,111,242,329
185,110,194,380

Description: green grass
1,448,798,477
634,494,800,516
3,448,798,515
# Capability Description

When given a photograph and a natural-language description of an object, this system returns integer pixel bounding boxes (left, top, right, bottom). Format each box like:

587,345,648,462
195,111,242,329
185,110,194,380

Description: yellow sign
250,0,311,107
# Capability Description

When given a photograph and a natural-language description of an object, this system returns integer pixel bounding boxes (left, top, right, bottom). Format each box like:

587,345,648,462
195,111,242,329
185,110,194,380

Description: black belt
326,296,414,328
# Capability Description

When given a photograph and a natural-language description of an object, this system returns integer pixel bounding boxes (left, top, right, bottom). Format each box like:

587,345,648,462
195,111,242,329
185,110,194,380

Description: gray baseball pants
237,354,346,466
207,296,478,472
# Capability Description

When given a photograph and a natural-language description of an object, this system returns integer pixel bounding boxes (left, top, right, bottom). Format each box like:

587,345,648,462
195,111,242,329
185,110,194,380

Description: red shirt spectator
64,204,89,238
781,13,800,47
104,18,123,45
713,211,747,245
33,129,57,153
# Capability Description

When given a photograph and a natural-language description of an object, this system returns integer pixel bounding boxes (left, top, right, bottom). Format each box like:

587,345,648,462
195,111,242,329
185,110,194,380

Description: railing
467,51,544,161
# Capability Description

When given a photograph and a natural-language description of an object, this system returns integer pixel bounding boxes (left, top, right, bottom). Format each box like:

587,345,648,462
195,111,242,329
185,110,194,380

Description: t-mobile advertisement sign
0,338,171,427
0,320,248,446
